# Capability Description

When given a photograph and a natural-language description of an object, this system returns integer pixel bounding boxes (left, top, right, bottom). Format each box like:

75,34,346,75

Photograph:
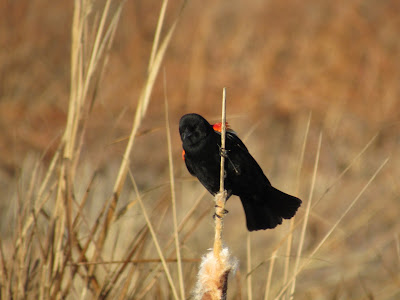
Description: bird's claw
213,205,229,219
214,205,229,214
219,147,229,158
213,213,222,220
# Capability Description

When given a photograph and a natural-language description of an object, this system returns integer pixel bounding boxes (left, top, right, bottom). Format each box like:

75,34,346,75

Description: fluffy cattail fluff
192,247,238,300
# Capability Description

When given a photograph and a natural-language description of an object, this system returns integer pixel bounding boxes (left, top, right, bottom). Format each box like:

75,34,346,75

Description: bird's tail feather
239,186,301,231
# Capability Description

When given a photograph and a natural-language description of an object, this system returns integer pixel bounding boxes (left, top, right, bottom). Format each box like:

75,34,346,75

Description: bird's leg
218,146,240,175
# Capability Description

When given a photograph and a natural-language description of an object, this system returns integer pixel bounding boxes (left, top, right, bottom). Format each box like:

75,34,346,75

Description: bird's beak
182,130,192,141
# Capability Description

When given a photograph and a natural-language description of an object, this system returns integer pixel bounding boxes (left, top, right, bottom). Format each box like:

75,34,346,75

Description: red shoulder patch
212,122,230,133
182,149,186,160
213,122,237,136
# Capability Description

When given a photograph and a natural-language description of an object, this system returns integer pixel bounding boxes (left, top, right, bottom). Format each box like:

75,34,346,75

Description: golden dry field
0,0,399,299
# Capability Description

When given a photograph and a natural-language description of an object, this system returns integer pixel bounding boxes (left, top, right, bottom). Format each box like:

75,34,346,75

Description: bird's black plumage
179,113,301,231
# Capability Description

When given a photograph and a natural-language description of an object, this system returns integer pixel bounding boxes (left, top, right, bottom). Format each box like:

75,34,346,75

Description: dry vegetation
1,0,399,299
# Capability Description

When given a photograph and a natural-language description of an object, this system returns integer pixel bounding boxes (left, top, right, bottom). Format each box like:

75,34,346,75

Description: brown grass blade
128,170,180,300
164,76,185,299
282,112,311,299
274,157,389,300
289,131,322,297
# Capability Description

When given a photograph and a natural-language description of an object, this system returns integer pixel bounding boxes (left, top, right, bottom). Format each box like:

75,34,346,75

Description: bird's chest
185,152,221,193
186,154,239,195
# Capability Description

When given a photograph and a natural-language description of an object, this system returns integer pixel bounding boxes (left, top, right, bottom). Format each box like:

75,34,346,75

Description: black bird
179,113,301,231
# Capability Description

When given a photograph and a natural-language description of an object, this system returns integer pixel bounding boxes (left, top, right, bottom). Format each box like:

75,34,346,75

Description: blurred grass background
0,0,399,299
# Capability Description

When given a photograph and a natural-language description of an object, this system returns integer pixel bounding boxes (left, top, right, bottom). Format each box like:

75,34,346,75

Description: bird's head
179,113,214,149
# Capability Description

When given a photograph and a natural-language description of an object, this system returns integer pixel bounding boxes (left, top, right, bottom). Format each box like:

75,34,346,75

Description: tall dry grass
1,0,400,299
1,0,190,298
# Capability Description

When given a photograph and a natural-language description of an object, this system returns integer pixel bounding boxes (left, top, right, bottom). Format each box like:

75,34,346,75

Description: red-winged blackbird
179,113,302,231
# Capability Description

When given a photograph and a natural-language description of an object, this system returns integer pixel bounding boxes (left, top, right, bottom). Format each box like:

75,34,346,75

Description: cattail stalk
193,88,238,300
213,87,227,260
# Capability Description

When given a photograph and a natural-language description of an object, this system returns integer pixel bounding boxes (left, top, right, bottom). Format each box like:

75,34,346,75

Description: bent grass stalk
129,170,180,300
98,0,184,256
289,132,322,298
258,127,380,300
274,157,389,299
281,112,311,300
89,2,185,295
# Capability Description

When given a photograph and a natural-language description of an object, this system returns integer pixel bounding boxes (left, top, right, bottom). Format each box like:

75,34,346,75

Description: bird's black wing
184,158,196,176
223,130,272,190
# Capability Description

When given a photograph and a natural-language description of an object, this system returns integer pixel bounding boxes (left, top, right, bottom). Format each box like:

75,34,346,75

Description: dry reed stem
98,226,149,298
133,192,212,298
120,159,213,296
213,87,227,260
276,130,378,299
289,132,322,297
84,3,185,295
193,88,238,300
149,0,168,71
56,1,124,296
129,170,180,300
99,0,184,263
70,258,199,266
274,157,389,299
117,200,170,298
0,239,8,291
312,133,379,208
164,77,186,299
264,249,278,300
282,112,311,298
246,232,253,300
15,148,61,251
264,127,380,283
177,189,209,233
2,1,192,299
